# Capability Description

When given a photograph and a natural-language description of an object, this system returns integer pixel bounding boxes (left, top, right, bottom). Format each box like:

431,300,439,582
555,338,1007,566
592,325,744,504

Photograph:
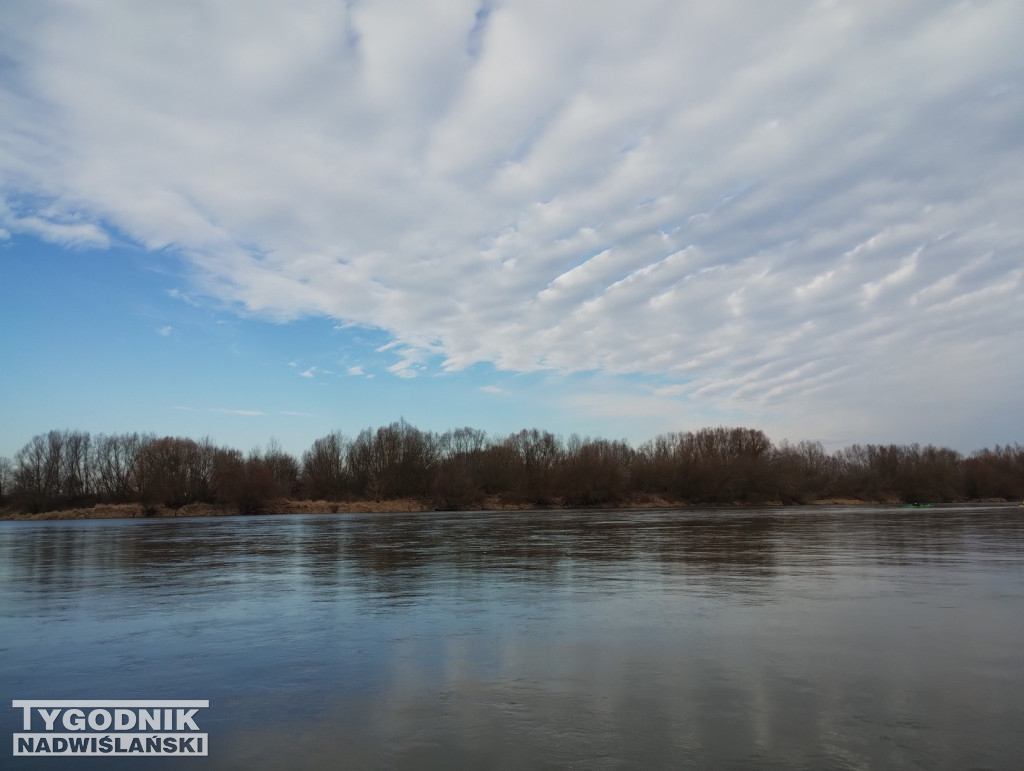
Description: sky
1,0,1023,460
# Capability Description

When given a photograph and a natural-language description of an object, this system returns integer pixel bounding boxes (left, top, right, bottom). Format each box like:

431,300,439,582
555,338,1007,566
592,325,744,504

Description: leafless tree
136,436,216,508
0,456,13,502
301,432,350,500
94,433,149,501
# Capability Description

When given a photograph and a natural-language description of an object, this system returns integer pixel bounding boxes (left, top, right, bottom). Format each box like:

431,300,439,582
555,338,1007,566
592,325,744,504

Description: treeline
1,423,1023,514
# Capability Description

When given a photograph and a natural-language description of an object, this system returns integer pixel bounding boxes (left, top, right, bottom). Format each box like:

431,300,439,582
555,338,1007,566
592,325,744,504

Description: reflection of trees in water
5,520,308,595
328,510,790,601
3,524,118,592
6,508,1024,605
786,508,1024,568
295,517,347,588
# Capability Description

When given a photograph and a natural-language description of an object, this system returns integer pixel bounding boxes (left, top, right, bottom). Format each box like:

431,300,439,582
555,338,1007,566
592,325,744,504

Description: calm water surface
2,506,1024,769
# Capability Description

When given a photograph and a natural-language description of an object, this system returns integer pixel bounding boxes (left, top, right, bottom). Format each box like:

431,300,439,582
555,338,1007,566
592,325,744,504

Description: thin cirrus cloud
1,0,1022,446
174,406,266,417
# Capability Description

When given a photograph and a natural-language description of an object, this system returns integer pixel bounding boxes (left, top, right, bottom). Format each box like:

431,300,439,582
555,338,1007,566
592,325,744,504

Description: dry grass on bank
1,494,939,522
1,494,685,521
0,500,430,521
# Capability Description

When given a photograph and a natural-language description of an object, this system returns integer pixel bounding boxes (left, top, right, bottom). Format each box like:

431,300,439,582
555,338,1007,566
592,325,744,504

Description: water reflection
2,506,1024,769
7,506,1024,600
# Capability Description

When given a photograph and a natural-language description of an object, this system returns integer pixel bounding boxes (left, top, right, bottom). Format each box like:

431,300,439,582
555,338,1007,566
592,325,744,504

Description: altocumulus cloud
1,0,1023,444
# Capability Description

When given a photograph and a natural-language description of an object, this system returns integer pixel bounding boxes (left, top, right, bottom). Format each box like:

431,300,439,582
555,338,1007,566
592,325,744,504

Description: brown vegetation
2,423,1023,519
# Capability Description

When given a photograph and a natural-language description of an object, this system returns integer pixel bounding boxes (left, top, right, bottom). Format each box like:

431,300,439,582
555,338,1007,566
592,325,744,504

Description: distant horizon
3,2,1023,460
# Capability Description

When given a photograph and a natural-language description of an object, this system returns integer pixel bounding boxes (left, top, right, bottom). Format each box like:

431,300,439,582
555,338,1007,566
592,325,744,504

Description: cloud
173,406,265,417
167,288,201,307
480,385,503,395
347,365,365,376
0,211,108,247
156,325,173,336
3,0,1023,443
299,367,316,378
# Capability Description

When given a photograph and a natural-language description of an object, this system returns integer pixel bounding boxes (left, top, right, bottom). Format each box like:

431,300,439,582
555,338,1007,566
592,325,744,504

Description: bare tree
0,456,13,502
259,438,300,498
213,448,276,513
301,432,350,500
60,430,93,501
94,433,149,501
503,428,563,504
561,436,632,506
12,431,66,512
136,436,216,508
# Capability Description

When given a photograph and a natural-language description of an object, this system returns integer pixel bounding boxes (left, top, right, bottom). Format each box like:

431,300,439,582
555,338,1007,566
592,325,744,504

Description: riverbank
1,499,430,521
0,495,918,521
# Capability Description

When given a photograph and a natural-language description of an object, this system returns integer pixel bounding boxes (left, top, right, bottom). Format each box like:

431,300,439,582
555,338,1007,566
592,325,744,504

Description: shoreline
4,496,1013,522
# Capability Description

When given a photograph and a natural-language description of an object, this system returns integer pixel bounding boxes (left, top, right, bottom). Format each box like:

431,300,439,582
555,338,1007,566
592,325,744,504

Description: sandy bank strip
1,500,429,521
0,495,903,521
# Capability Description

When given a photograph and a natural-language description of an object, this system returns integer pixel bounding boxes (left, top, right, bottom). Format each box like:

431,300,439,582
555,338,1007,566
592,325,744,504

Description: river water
2,505,1023,769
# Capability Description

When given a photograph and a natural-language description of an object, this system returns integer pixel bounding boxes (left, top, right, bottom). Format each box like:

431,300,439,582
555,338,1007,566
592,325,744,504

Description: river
2,505,1023,769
